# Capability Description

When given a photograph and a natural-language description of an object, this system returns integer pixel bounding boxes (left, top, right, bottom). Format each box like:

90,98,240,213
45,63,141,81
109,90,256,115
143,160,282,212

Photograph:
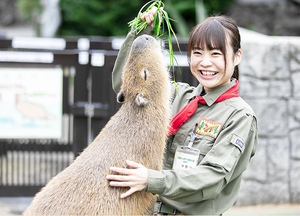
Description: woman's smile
200,70,218,78
190,44,242,93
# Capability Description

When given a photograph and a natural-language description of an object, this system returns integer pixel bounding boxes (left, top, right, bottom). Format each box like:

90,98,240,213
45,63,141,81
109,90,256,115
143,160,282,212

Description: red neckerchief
168,80,239,136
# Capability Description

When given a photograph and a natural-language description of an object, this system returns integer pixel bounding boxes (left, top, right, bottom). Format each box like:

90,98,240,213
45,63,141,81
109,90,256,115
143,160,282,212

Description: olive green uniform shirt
112,27,258,215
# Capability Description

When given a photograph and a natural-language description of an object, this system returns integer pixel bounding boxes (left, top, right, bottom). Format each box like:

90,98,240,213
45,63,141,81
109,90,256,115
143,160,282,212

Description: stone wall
229,0,300,36
235,31,300,205
0,0,36,37
0,0,19,26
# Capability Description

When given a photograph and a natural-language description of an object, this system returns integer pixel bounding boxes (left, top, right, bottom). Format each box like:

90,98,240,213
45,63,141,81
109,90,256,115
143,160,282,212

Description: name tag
172,146,200,170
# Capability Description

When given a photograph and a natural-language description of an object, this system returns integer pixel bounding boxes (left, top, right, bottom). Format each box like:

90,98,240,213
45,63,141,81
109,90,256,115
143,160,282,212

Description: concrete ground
0,197,32,216
224,203,300,216
0,197,299,215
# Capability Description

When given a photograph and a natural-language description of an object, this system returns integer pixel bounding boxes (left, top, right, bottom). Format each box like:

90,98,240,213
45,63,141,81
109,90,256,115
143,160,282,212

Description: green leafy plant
17,0,42,21
128,0,181,89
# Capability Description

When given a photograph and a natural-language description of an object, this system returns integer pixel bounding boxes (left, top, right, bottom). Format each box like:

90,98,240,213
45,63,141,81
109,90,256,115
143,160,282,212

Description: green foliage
58,0,235,36
16,0,42,21
58,0,147,36
206,0,235,14
17,0,235,37
166,0,234,35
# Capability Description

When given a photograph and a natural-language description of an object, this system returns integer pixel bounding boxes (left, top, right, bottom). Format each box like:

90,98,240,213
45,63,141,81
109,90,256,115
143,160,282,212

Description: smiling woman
188,16,242,92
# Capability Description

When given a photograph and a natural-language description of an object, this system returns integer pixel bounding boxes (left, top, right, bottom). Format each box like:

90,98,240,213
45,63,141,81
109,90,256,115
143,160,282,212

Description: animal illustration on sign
23,35,171,215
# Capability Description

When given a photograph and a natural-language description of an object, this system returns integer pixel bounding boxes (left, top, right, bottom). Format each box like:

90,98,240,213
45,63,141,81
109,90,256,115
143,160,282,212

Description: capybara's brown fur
23,35,171,215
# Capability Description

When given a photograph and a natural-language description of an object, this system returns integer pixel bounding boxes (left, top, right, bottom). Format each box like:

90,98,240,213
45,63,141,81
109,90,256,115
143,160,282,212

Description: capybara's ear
135,93,149,106
117,91,124,103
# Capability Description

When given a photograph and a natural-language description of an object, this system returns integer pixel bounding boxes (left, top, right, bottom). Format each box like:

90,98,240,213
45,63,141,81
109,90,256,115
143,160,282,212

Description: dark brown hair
187,16,241,80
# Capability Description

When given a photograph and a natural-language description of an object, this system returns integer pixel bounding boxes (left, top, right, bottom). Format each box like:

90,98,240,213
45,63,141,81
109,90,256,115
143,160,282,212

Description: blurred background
1,0,300,38
0,0,300,215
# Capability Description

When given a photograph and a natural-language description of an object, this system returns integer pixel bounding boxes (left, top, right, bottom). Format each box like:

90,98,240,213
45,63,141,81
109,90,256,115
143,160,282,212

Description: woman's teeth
201,71,217,76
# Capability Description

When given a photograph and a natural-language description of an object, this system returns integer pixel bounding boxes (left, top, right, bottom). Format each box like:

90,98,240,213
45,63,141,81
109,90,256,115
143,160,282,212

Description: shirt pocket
200,134,244,172
191,135,214,164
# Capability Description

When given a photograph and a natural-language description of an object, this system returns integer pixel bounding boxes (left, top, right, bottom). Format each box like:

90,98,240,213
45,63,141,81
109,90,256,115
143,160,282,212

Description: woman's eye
193,51,201,55
212,52,221,56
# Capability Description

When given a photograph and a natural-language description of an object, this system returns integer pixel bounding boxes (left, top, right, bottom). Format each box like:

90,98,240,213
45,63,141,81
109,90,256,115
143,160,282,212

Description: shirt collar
188,79,238,107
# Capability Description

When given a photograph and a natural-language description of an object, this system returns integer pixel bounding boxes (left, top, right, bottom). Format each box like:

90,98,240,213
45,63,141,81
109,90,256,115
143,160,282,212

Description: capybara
23,34,171,215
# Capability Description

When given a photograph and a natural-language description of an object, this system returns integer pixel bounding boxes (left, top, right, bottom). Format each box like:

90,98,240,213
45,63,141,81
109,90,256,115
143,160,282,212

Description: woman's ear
117,91,124,103
234,49,242,66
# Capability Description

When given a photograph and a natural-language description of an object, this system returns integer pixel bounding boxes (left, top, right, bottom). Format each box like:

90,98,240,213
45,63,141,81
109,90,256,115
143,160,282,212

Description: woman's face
190,40,242,93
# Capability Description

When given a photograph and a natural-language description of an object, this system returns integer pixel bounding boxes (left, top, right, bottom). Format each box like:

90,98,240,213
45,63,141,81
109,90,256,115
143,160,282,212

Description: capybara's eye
140,68,148,81
144,70,147,81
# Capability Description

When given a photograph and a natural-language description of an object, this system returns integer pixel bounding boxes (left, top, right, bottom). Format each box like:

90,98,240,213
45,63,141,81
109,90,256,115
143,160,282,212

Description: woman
107,7,257,215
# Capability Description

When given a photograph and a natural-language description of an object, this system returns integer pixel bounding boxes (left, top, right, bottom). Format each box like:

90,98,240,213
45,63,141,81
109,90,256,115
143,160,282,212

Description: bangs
187,17,227,61
191,18,226,52
186,15,241,80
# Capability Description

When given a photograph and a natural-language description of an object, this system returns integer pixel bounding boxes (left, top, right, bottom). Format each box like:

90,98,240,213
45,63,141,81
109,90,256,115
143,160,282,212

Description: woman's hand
140,6,158,26
106,160,148,198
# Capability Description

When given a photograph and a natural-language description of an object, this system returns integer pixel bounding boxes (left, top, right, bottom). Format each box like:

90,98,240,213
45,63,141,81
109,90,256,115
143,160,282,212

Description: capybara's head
118,35,170,107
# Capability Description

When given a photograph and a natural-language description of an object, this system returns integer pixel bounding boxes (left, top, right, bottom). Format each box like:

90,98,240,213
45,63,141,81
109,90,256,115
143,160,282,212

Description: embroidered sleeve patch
196,118,223,138
231,134,245,152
